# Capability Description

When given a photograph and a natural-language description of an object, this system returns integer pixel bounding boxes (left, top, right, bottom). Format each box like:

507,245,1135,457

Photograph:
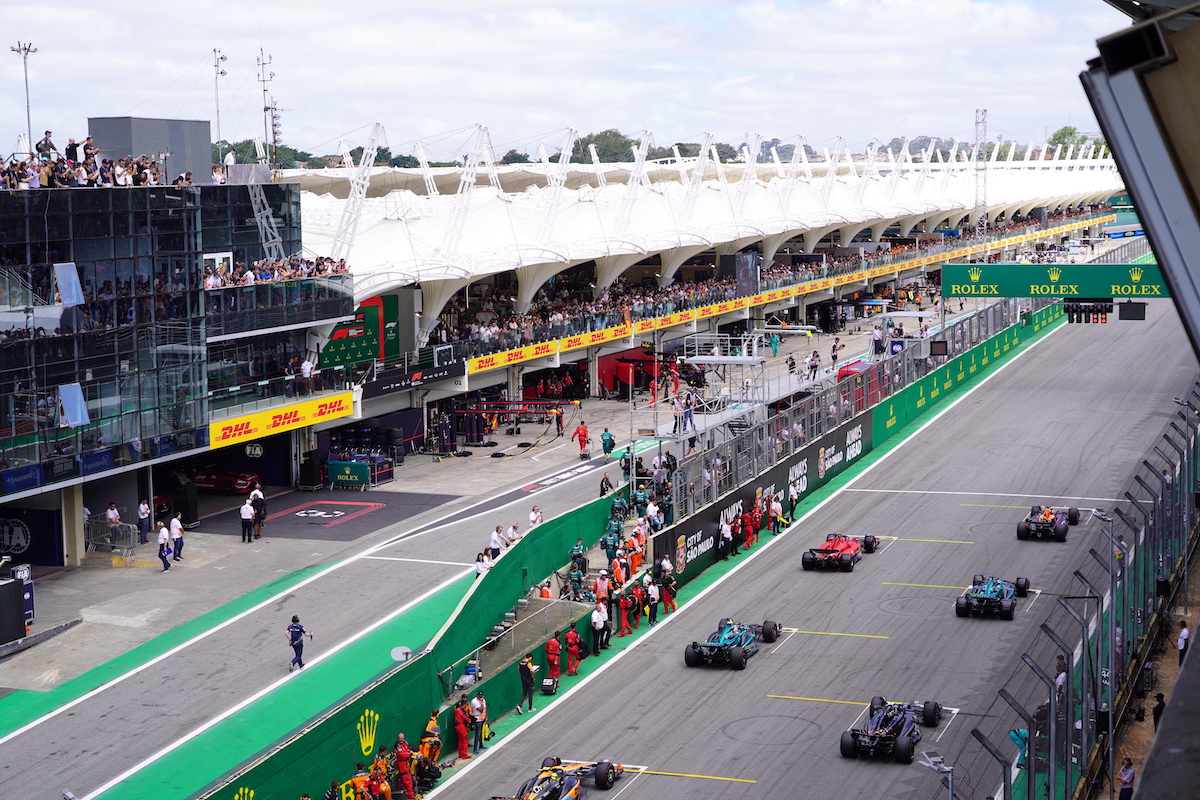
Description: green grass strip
93,573,473,799
0,563,329,739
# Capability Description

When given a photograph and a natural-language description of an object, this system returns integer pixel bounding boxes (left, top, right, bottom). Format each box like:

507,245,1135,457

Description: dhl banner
464,216,1114,376
209,392,354,449
467,340,560,373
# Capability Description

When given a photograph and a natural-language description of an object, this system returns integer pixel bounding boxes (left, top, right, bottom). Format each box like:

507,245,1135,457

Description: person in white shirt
591,600,608,655
770,494,785,534
156,522,171,573
169,513,185,561
528,506,543,528
240,499,256,543
505,523,521,544
137,499,151,544
1179,620,1190,666
489,526,505,559
104,503,121,544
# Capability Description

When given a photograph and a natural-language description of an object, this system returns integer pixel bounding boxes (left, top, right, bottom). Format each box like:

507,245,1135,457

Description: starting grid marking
767,696,963,742
845,488,1123,503
883,583,1046,610
559,760,755,784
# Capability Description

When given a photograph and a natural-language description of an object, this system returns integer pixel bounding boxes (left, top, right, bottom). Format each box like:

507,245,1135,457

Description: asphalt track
436,304,1197,800
0,449,621,799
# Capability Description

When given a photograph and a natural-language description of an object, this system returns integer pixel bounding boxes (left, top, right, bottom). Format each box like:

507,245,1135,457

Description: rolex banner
942,263,1168,298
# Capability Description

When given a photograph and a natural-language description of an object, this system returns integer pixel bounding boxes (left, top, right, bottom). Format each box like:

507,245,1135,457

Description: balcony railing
205,275,355,338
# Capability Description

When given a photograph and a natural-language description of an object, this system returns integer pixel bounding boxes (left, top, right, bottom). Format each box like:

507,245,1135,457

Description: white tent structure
285,128,1123,346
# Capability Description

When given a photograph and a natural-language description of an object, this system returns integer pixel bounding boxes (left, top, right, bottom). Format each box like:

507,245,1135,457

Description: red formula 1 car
801,533,878,572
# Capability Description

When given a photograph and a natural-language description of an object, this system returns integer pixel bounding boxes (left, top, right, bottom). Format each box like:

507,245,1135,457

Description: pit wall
195,496,611,800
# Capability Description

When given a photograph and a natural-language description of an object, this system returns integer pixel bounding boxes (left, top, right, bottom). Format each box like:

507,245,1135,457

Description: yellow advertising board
209,392,354,449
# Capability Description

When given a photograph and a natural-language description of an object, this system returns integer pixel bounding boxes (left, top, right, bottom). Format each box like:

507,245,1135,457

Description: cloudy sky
4,0,1131,161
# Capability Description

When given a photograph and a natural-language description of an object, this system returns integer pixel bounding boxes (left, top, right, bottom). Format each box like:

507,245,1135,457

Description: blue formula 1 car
1018,505,1080,541
840,697,943,764
955,574,1031,620
683,617,781,670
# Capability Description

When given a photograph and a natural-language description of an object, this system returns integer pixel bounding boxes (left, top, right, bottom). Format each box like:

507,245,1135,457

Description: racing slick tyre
801,552,816,571
870,696,886,717
894,736,915,764
1015,577,1031,597
729,646,747,670
1017,522,1030,540
1068,507,1080,525
840,730,859,758
922,701,941,726
999,599,1015,620
973,574,985,586
594,760,617,789
839,553,855,572
955,596,969,617
863,535,878,553
684,644,703,667
1053,521,1068,542
762,621,780,643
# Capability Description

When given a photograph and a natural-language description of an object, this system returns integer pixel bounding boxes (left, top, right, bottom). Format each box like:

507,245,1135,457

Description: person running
286,614,313,672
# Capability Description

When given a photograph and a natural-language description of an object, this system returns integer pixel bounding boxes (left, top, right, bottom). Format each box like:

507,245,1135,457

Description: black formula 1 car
503,756,624,799
955,574,1031,620
801,533,878,572
683,617,781,670
1018,505,1080,541
840,697,943,764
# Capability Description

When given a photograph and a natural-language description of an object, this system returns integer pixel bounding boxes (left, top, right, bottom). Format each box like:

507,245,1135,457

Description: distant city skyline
4,1,1131,163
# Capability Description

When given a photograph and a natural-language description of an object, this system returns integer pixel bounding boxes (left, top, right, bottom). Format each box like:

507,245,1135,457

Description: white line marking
935,707,962,742
845,488,1123,503
771,630,798,654
1024,588,1044,613
363,556,476,567
430,320,1067,797
79,569,471,800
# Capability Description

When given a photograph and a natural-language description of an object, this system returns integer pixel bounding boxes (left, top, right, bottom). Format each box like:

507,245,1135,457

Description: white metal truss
330,121,383,262
248,182,285,261
440,125,488,257
589,144,607,188
974,108,988,238
679,133,714,225
616,132,652,237
414,142,439,196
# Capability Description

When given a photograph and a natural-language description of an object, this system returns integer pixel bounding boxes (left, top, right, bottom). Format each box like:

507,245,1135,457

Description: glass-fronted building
0,183,352,568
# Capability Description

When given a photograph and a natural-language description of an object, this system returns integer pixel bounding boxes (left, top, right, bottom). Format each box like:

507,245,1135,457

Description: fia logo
358,709,380,756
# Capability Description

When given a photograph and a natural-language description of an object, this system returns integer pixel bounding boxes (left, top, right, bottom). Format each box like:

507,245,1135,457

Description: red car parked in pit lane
185,465,261,495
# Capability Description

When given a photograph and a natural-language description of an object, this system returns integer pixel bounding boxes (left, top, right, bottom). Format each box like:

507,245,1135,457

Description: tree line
213,125,1103,170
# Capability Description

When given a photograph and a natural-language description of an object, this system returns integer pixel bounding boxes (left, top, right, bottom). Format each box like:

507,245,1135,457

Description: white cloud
3,0,1131,159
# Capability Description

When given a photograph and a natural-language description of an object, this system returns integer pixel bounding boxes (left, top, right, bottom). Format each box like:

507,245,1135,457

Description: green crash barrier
188,495,613,800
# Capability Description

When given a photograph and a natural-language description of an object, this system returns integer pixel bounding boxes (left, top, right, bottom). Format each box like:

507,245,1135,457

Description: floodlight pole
213,48,227,165
11,41,37,155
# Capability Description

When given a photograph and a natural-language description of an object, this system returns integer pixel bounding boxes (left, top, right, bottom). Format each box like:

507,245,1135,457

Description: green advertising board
942,263,1168,298
327,460,371,488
